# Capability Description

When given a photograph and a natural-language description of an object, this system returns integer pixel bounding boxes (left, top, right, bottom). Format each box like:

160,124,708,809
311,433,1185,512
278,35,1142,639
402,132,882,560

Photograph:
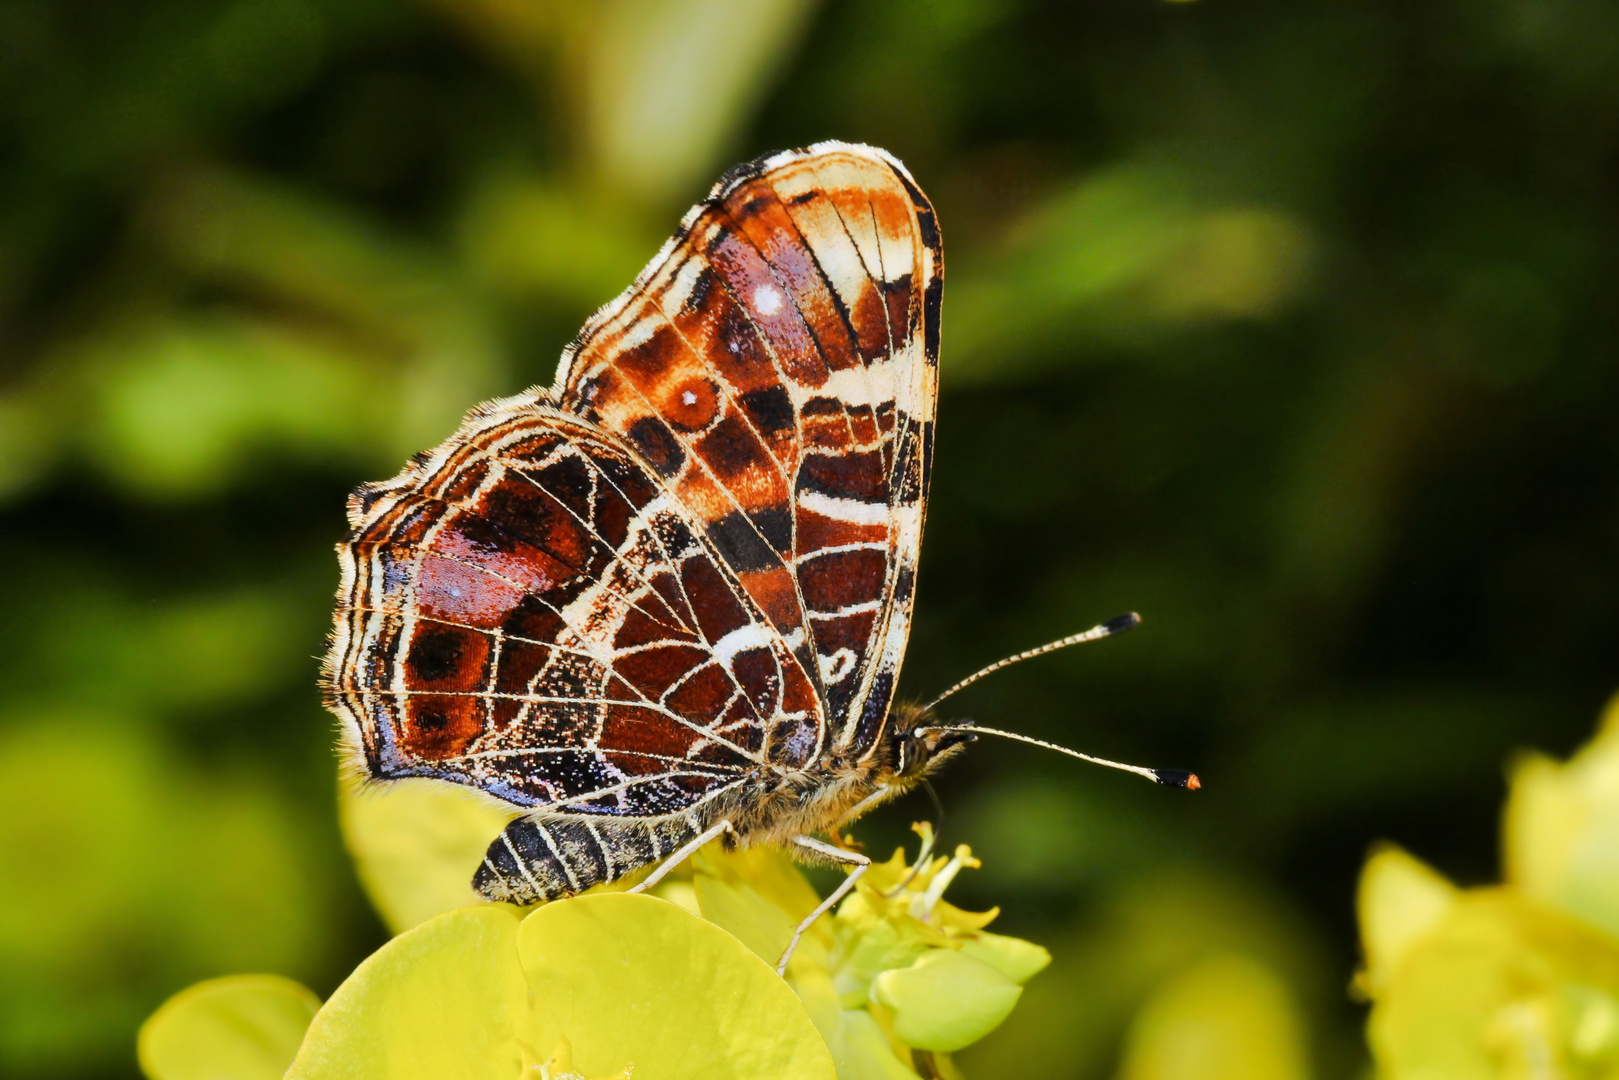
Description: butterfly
323,142,1195,970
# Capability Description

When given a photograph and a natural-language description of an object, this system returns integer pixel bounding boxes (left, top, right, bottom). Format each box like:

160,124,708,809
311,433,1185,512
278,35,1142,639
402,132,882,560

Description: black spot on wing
706,510,780,573
738,384,794,436
408,627,465,682
627,416,686,478
712,146,793,200
684,266,714,314
751,505,792,553
702,224,732,256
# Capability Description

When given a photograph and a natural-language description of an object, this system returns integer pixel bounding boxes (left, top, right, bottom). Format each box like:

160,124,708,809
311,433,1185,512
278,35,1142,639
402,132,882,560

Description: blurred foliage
1356,695,1619,1078
2,0,1617,1076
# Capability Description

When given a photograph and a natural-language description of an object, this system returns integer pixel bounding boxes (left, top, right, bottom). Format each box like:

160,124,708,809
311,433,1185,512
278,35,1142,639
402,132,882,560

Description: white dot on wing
753,283,783,316
681,390,697,405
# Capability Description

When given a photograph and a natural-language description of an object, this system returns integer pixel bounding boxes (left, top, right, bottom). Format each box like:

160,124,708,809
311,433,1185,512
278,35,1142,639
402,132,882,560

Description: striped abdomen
473,815,700,904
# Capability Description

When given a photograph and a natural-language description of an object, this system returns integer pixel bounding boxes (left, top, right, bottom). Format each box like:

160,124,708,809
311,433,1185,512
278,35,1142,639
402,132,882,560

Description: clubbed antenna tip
1153,769,1201,790
1104,612,1142,635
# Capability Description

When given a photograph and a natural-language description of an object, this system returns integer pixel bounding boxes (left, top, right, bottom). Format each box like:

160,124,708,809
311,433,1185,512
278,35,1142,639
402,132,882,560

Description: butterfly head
887,702,976,782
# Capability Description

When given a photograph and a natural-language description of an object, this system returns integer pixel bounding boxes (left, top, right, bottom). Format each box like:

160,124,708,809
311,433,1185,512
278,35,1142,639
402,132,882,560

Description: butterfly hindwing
327,403,824,818
556,141,942,759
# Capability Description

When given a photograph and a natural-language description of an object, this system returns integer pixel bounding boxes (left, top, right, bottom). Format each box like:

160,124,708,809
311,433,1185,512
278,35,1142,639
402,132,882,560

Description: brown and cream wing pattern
326,402,823,817
555,142,943,758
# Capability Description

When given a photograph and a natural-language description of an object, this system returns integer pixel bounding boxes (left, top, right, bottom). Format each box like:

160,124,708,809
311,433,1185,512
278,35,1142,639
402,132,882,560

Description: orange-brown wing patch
556,142,942,758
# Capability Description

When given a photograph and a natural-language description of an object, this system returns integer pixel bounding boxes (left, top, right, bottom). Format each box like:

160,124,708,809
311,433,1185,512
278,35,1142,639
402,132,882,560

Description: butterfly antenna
919,724,1200,790
922,612,1142,712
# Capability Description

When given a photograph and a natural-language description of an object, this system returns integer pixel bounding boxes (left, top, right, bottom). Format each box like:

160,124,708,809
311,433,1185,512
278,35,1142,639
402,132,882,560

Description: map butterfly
323,143,1196,968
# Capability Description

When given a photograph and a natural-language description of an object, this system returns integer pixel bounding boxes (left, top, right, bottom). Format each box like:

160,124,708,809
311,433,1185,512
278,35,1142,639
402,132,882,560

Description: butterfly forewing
555,143,941,758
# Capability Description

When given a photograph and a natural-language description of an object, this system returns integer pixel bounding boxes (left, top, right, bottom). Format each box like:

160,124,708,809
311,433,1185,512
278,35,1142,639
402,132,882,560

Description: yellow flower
1356,693,1619,1078
144,896,834,1080
693,824,1049,1076
143,782,1051,1080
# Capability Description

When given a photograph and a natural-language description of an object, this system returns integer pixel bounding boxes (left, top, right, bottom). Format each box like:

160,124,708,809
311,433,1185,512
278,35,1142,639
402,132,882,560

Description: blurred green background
2,0,1616,1076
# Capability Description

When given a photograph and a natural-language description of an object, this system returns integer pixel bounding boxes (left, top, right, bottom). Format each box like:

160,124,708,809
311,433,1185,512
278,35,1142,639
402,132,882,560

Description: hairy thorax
721,755,902,852
710,701,966,857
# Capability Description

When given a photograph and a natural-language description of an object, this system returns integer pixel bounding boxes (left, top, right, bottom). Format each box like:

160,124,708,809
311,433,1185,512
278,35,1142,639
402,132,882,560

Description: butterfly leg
826,783,890,852
778,835,872,975
626,818,734,895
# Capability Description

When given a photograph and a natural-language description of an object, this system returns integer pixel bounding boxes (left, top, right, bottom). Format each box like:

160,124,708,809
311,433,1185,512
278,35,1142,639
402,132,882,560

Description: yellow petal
1505,693,1619,937
339,774,516,934
517,892,836,1080
1356,843,1458,999
139,974,320,1080
1368,890,1619,1078
928,899,1000,933
694,842,823,964
858,844,920,898
288,904,528,1080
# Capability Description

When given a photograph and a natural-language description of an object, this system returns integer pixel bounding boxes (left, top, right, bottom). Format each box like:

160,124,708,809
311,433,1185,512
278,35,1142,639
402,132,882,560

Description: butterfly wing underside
325,143,941,901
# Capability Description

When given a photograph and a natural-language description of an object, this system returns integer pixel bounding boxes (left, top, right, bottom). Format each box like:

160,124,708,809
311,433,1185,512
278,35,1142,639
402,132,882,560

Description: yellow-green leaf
698,842,822,923
695,866,798,965
870,948,1022,1052
139,974,320,1080
694,843,821,966
959,932,1051,985
831,909,937,1008
827,1008,920,1080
